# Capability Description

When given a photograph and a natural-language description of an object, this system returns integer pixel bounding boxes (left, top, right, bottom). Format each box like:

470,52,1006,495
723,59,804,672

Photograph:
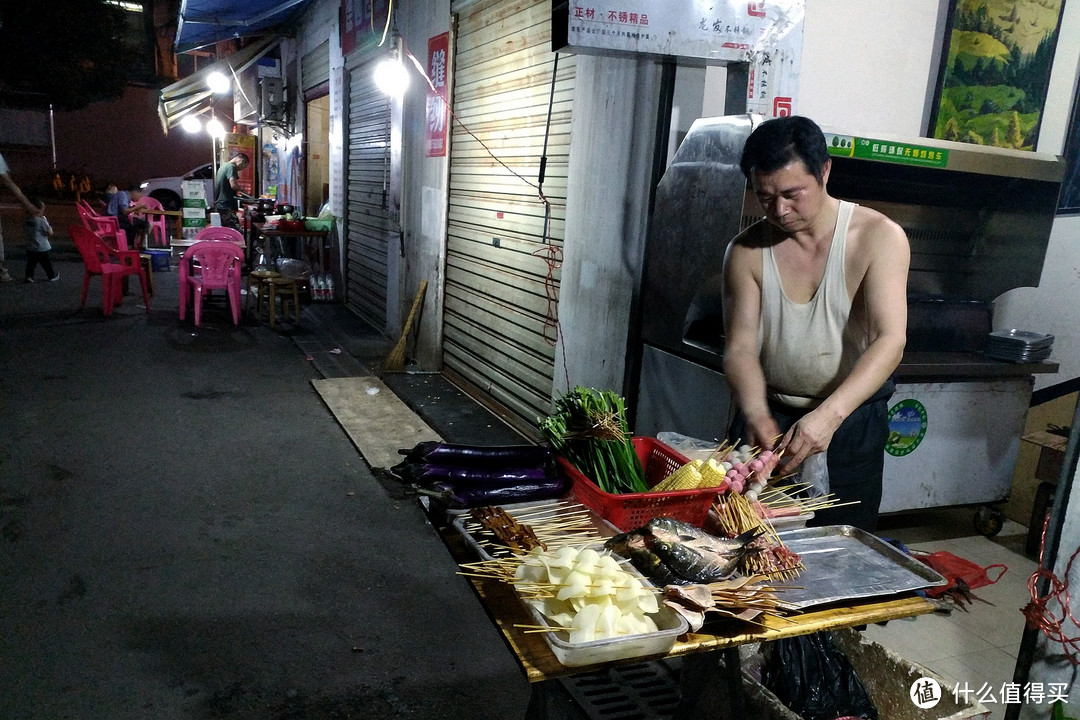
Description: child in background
24,197,59,283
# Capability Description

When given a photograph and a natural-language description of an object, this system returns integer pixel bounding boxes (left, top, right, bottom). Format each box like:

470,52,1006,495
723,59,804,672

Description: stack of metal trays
985,329,1054,363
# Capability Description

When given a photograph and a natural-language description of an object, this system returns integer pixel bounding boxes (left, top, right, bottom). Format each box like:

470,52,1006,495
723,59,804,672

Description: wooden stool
245,269,279,320
138,253,155,297
268,277,301,328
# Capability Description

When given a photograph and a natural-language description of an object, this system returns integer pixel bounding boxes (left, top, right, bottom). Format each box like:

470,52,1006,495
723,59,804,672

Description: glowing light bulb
374,57,409,97
206,118,226,139
206,71,230,94
180,115,203,134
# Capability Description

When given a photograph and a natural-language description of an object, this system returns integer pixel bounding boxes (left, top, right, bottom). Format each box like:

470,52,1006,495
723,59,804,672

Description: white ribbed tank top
759,200,866,408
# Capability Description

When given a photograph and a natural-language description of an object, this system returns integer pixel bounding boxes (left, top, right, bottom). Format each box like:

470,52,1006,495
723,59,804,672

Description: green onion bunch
538,386,647,494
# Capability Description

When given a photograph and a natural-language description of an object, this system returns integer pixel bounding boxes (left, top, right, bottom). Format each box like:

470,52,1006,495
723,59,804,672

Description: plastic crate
144,249,171,271
557,437,718,531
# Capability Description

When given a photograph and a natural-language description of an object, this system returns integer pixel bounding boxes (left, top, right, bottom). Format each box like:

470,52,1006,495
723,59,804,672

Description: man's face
750,158,830,234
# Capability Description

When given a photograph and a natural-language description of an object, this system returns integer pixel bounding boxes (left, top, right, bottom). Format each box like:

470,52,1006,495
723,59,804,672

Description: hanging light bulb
206,118,226,139
374,39,409,97
206,71,231,94
180,115,203,134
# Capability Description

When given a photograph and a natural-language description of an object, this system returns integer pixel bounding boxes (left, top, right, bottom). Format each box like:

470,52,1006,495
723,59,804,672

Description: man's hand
745,412,782,452
776,404,844,470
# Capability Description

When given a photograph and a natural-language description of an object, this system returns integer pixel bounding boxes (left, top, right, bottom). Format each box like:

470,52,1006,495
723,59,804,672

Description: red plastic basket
556,437,718,531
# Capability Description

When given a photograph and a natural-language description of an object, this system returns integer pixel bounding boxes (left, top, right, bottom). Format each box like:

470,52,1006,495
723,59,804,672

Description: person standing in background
214,152,251,231
0,149,43,282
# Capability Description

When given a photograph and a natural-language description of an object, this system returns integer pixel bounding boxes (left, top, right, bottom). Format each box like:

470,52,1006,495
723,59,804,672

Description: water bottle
314,274,325,301
325,275,335,301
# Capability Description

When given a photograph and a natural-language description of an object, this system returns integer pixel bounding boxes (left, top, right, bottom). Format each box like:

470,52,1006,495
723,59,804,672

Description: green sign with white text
825,134,949,169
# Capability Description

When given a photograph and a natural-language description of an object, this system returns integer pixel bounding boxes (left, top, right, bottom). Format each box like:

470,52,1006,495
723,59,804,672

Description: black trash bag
761,631,878,720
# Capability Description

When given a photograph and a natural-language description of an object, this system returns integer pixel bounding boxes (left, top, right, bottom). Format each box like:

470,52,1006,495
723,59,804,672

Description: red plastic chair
179,241,244,327
69,225,150,316
135,196,169,248
76,202,128,251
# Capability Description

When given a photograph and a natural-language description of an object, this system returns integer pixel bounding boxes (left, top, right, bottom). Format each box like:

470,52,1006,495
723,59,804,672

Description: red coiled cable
1022,512,1080,664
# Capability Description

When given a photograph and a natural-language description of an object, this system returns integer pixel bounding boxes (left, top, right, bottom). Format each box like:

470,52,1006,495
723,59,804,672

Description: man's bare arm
1,174,41,215
722,236,781,448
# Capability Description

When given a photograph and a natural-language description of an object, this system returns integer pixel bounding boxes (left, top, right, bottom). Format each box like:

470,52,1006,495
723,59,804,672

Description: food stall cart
634,114,1063,535
423,496,946,719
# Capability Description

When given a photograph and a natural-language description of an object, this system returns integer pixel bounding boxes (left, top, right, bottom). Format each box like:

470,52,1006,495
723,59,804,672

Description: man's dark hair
235,152,251,165
739,115,831,184
27,196,43,209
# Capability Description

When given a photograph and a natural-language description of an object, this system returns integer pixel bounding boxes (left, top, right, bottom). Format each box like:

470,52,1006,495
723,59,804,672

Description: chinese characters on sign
426,32,450,158
826,134,950,169
560,1,804,119
955,681,1069,706
340,0,389,57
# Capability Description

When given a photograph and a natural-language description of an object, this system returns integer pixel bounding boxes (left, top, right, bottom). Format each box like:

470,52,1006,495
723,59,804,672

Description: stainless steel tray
774,525,948,611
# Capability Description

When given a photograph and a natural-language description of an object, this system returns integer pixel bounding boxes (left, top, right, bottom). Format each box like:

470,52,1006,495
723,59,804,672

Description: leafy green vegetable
538,386,647,494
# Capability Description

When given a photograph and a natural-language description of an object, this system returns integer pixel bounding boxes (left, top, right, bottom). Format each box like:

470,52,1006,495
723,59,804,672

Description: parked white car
139,163,215,211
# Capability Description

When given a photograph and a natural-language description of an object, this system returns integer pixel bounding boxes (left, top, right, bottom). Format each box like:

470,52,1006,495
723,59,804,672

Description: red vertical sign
425,32,450,158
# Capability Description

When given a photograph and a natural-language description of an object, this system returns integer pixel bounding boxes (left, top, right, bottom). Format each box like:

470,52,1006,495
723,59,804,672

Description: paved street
0,258,531,719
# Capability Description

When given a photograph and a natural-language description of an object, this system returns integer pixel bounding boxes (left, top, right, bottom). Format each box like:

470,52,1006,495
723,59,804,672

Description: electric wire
1022,511,1080,664
401,43,565,360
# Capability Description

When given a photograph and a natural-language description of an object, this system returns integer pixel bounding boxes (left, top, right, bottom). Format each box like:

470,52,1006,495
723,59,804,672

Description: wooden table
426,500,938,718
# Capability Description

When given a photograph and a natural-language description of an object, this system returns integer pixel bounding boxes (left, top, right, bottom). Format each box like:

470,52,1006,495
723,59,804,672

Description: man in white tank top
721,116,910,531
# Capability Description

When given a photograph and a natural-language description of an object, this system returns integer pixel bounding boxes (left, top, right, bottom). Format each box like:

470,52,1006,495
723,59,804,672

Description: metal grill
558,659,682,720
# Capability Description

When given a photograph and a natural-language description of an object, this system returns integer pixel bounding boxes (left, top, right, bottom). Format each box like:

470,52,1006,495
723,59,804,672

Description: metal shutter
345,51,392,327
445,0,576,425
302,40,330,91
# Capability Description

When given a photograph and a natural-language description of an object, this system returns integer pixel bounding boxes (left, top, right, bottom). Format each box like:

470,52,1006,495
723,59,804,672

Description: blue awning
175,0,314,52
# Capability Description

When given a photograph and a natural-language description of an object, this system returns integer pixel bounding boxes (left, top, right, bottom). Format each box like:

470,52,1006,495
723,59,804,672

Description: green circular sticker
886,399,928,456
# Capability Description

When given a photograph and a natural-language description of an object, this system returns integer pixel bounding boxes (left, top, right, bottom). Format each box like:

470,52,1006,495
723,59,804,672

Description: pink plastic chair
179,241,244,327
193,226,246,257
69,225,150,316
135,196,169,248
77,203,129,251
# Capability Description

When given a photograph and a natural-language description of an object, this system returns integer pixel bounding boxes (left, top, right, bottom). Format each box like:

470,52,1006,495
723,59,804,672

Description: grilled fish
649,538,753,583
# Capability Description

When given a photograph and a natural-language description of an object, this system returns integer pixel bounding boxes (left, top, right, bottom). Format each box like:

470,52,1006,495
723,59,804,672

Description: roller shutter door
445,0,576,424
345,51,392,327
302,40,330,92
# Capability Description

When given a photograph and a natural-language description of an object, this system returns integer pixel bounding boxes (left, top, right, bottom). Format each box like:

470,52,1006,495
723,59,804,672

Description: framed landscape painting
928,0,1066,151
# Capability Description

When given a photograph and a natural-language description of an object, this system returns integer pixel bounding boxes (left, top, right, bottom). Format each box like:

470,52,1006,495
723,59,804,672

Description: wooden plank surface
312,377,442,469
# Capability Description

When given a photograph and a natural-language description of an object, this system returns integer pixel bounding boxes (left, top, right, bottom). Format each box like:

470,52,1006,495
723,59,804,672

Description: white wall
799,0,1080,392
396,1,453,370
798,0,949,136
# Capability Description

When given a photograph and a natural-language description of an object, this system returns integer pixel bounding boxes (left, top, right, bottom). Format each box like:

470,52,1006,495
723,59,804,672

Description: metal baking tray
774,525,948,611
988,329,1054,348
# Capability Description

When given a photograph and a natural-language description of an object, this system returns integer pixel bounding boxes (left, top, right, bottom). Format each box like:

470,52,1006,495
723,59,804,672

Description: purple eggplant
395,462,555,489
418,476,569,509
398,441,553,466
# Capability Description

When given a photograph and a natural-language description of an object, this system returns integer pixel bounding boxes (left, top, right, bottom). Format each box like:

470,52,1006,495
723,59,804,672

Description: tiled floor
864,512,1039,720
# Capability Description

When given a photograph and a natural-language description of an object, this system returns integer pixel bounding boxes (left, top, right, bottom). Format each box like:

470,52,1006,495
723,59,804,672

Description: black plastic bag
761,632,878,720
